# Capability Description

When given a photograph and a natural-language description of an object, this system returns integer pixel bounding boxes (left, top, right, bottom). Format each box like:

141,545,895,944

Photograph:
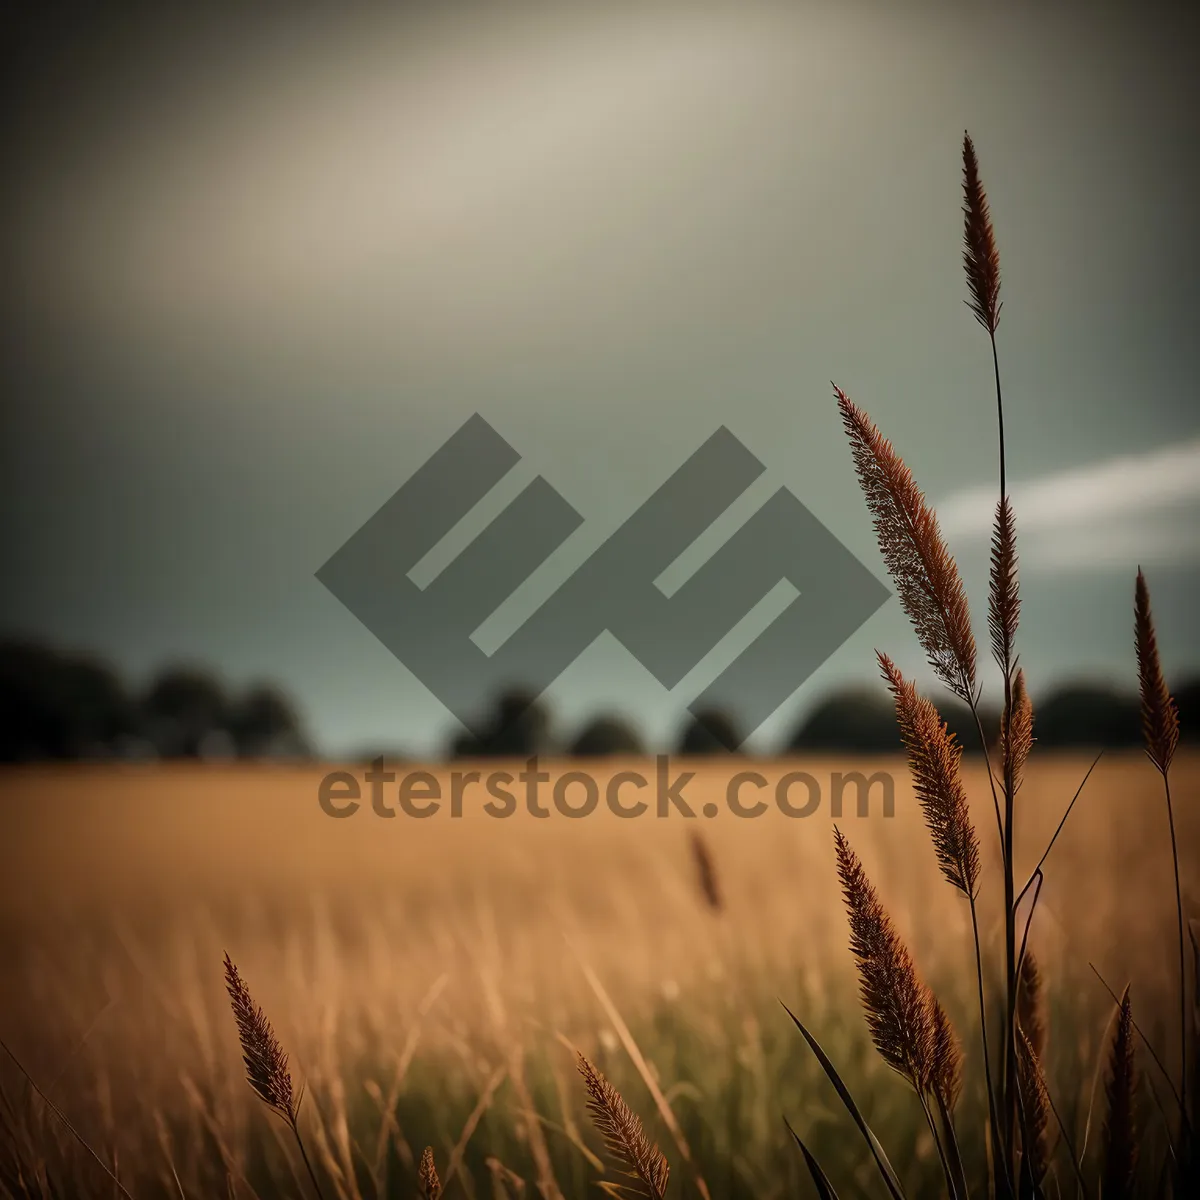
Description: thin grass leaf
781,1002,907,1200
784,1117,842,1200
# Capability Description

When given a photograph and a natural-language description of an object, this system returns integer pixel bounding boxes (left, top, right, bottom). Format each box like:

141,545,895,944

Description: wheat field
1,753,1195,1197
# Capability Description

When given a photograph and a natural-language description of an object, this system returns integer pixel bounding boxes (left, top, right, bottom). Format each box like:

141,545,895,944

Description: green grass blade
781,1001,907,1200
785,1116,842,1200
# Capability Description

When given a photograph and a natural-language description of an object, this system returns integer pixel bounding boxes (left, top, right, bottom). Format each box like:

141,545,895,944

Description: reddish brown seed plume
929,994,963,1110
1015,1027,1054,1189
962,132,1002,335
1134,569,1179,775
223,953,298,1126
879,654,980,898
577,1052,670,1200
988,494,1019,672
834,828,935,1093
837,388,977,704
1001,668,1035,792
1101,988,1138,1200
689,830,723,913
419,1146,442,1199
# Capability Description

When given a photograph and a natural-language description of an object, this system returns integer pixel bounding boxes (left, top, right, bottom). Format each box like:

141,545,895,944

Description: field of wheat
0,752,1195,1198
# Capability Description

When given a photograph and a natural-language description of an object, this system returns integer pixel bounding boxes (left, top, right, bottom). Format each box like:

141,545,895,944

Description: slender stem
992,334,1006,499
1002,773,1017,1186
935,1089,973,1200
1161,768,1188,1125
918,1089,961,1200
1014,752,1104,908
1012,875,1048,1197
290,1120,329,1200
967,702,1005,883
1013,1048,1034,1198
964,701,1013,1200
970,896,1012,1200
1015,871,1043,992
988,327,1019,1187
1038,1069,1092,1200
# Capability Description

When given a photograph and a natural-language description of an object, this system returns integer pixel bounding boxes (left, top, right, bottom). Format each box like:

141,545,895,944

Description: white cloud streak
936,439,1200,572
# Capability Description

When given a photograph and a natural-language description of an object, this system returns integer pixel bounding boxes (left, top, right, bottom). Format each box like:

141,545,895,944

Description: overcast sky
2,1,1198,756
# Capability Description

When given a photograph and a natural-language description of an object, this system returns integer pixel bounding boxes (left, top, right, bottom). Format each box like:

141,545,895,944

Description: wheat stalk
576,1053,669,1200
929,995,964,1113
878,649,1002,1194
832,827,975,1197
836,387,977,706
1015,1026,1054,1192
962,131,1027,1192
419,1145,442,1199
999,668,1034,793
833,828,935,1093
1101,987,1138,1200
962,132,1002,339
223,954,326,1200
879,653,980,898
1016,951,1046,1063
1135,568,1188,1131
1135,569,1179,777
688,830,723,912
988,495,1019,673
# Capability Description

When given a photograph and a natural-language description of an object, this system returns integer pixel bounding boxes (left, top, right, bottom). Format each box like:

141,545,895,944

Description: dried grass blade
573,949,712,1200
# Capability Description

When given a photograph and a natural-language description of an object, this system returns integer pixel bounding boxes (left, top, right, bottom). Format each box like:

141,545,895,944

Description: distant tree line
444,677,1200,760
3,637,1197,764
0,639,311,763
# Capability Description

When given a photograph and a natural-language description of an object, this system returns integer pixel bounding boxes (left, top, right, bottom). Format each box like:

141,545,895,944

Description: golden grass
0,754,1196,1195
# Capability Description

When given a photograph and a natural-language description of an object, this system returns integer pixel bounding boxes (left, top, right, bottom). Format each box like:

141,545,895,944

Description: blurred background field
2,753,1196,1197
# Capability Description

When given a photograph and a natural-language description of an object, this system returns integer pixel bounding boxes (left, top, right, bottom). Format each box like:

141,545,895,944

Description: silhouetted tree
1033,683,1141,750
569,714,645,757
351,747,409,767
785,685,999,757
0,640,134,761
228,684,311,760
449,687,554,758
787,688,901,754
140,666,231,759
676,708,742,754
1175,676,1200,744
934,695,1000,757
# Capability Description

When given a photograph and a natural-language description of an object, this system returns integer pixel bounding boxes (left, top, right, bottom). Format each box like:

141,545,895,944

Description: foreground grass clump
774,133,1198,1200
0,134,1196,1197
